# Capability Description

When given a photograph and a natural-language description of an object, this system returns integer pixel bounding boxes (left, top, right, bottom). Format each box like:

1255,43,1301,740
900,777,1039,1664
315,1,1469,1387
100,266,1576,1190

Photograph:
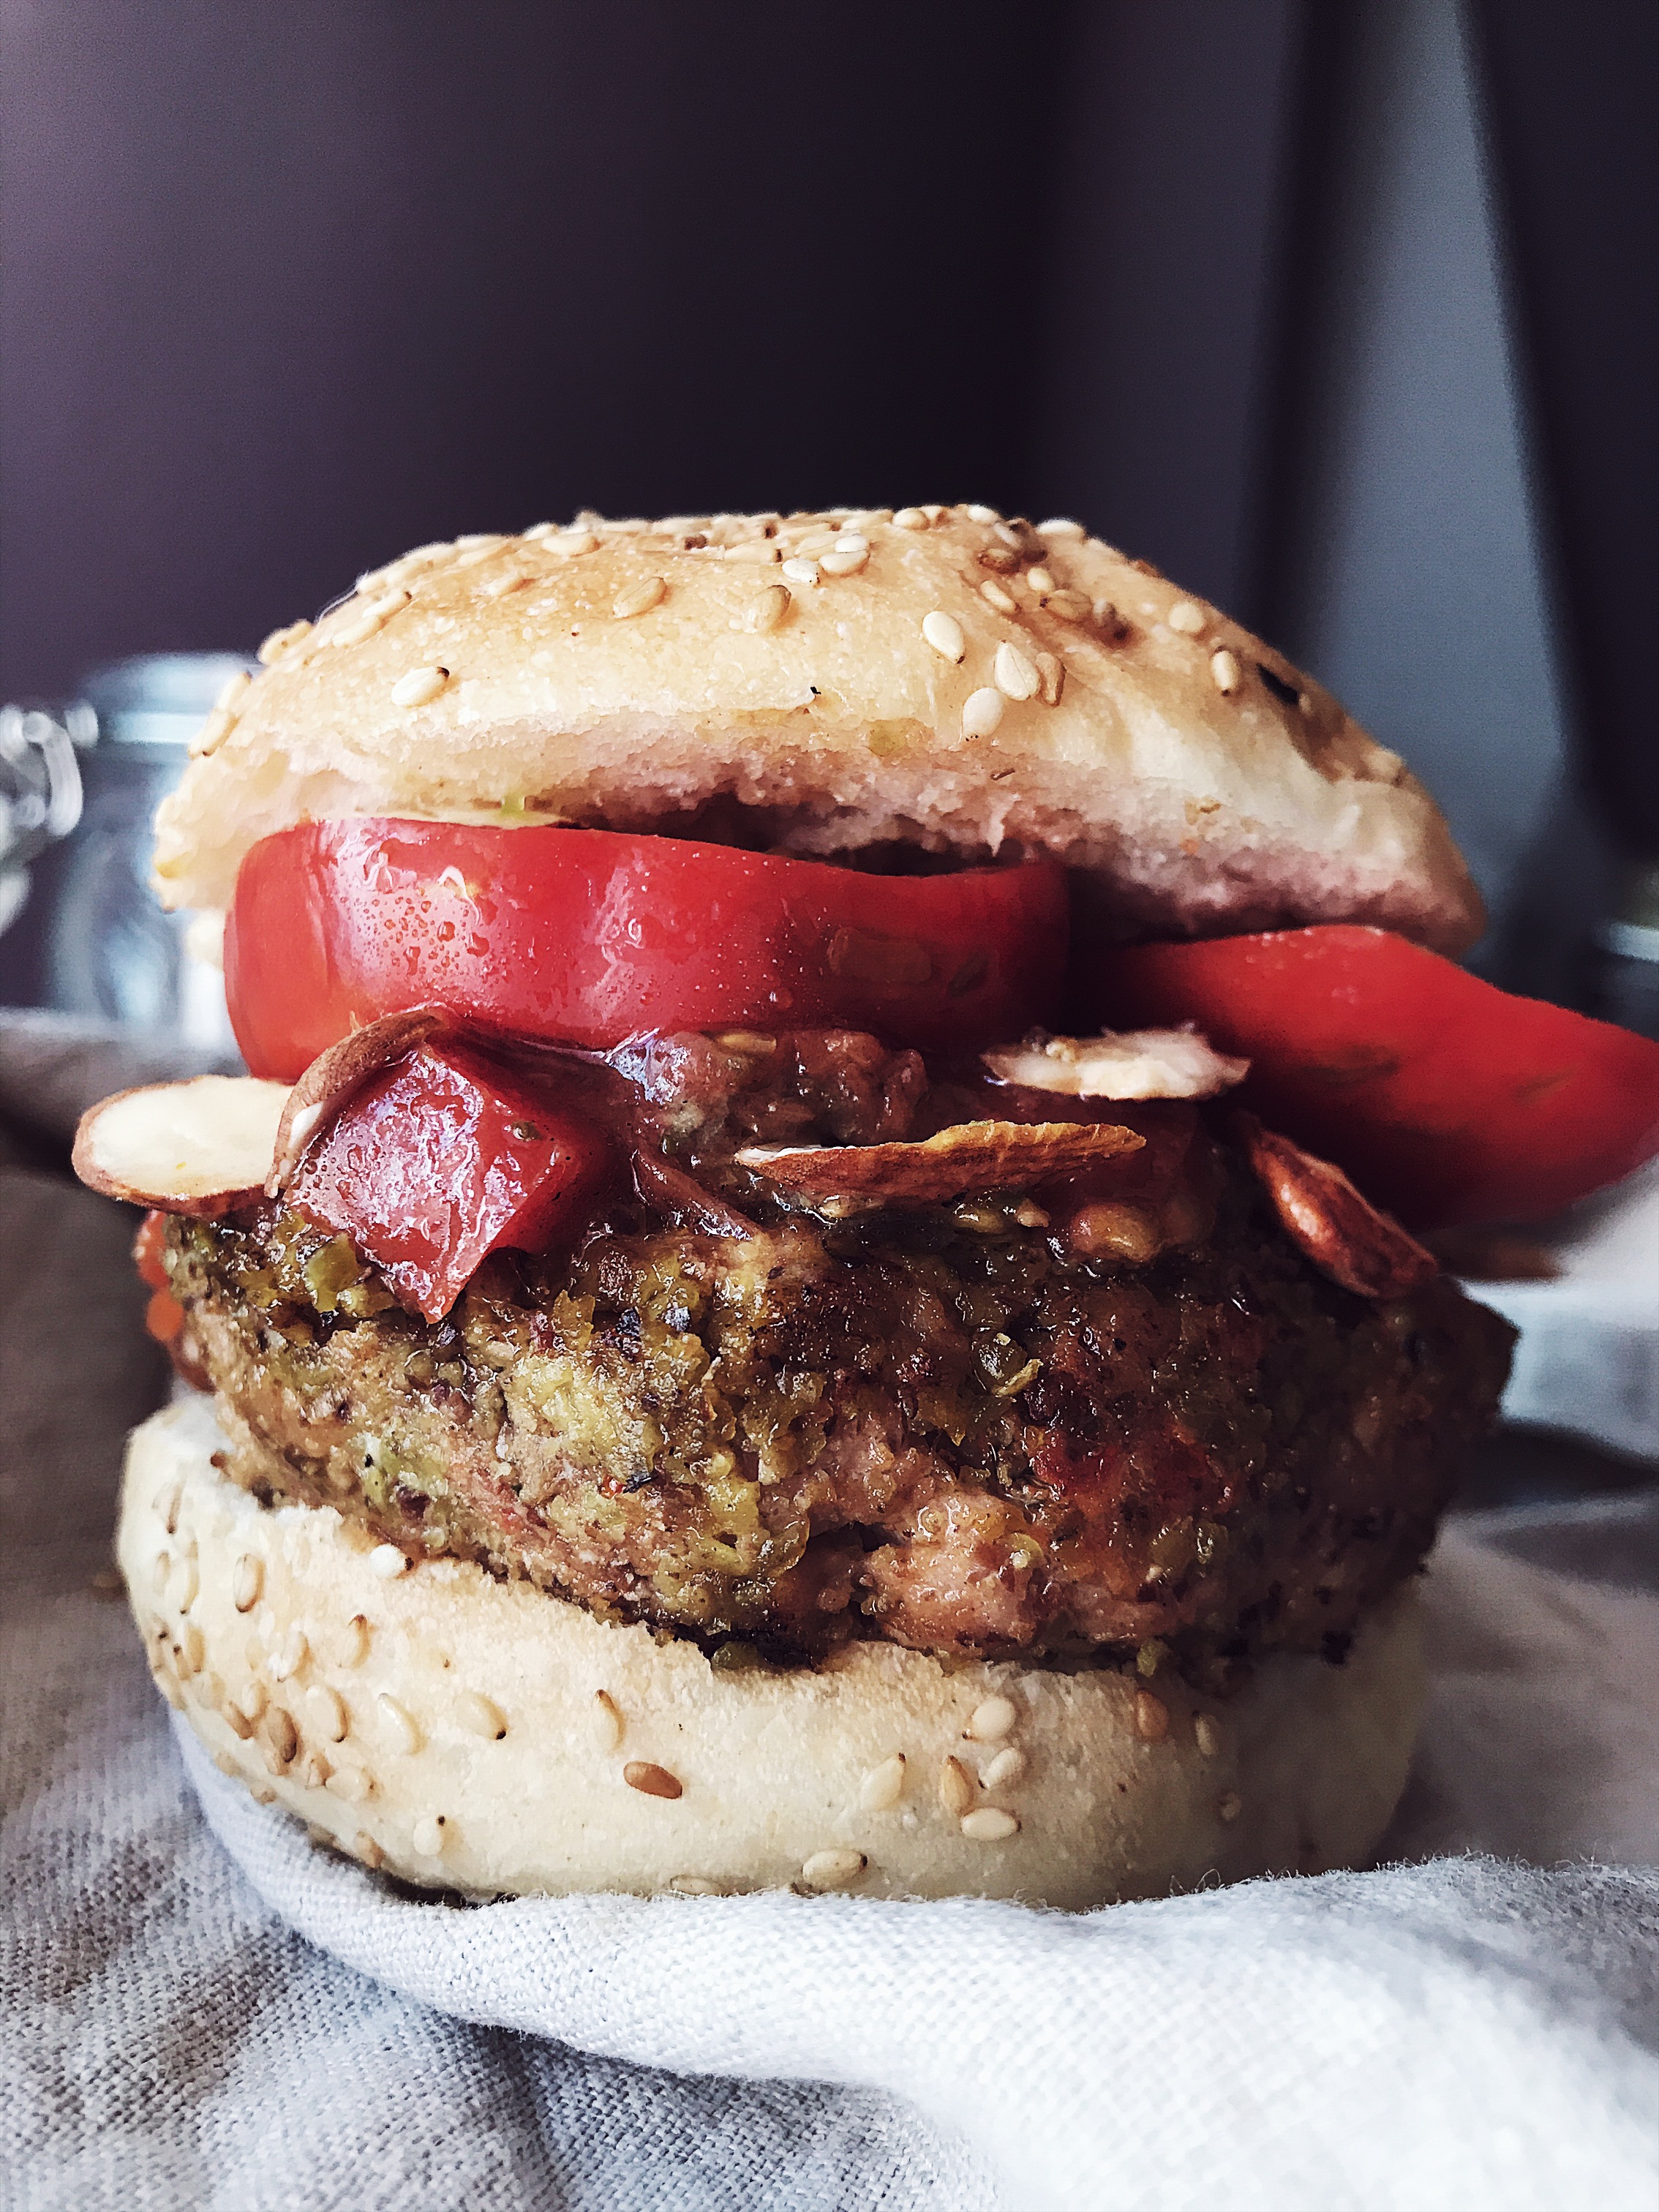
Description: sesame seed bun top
155,504,1482,952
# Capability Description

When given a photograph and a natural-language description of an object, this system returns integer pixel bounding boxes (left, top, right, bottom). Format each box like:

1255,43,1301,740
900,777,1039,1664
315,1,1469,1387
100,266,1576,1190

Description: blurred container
0,700,92,941
46,654,252,1050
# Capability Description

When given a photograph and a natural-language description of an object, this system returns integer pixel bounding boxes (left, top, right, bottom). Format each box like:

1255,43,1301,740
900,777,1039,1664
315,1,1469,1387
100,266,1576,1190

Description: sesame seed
331,590,410,647
780,556,821,587
982,1746,1027,1789
412,1815,447,1857
939,1756,976,1816
456,1691,507,1740
296,1750,331,1791
820,543,869,576
964,503,1000,523
264,1707,298,1766
1167,600,1205,635
235,1677,268,1724
624,1761,683,1799
306,1684,348,1742
725,538,782,563
1211,648,1241,694
1194,1713,1221,1758
522,522,557,540
326,1763,370,1803
611,575,667,620
892,506,930,530
1034,652,1064,706
978,545,1020,574
342,1615,371,1669
157,1480,184,1535
368,1543,410,1579
961,1807,1020,1841
859,1753,908,1811
592,1690,624,1751
1134,1689,1170,1743
377,1693,421,1756
1014,1198,1050,1227
1217,1790,1243,1822
802,1848,866,1890
922,610,966,662
968,1694,1018,1741
1025,567,1056,598
248,1782,276,1805
479,567,530,599
670,1876,721,1895
257,619,312,666
350,1831,384,1869
189,707,235,759
212,1750,239,1778
268,1628,309,1683
544,528,598,557
993,643,1039,701
391,664,450,709
169,1551,199,1613
979,579,1017,615
743,584,791,633
221,1701,255,1742
1041,589,1091,622
214,670,252,714
961,688,1005,739
177,1624,205,1677
454,533,497,549
149,1550,171,1597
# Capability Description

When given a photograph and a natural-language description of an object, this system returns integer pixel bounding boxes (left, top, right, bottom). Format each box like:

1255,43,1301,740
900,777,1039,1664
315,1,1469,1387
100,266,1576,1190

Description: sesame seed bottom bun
123,1395,1424,1909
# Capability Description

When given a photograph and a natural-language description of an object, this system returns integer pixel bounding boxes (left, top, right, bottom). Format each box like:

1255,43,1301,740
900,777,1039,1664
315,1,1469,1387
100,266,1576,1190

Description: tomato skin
284,1041,612,1320
226,821,1069,1080
133,1209,170,1290
1096,925,1659,1229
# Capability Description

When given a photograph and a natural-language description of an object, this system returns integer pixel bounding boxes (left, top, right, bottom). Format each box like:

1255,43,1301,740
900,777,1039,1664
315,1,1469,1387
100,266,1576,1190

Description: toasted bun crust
155,507,1481,952
124,1396,1424,1908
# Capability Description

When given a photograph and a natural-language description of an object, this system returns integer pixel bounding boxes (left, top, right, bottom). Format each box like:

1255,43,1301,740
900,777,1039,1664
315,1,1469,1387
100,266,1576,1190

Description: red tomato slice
285,1040,612,1320
1096,925,1659,1230
133,1209,170,1290
226,820,1069,1080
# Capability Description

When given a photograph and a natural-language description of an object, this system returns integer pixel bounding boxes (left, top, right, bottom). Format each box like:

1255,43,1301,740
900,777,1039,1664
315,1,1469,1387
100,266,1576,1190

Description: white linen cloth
5,1016,1659,2211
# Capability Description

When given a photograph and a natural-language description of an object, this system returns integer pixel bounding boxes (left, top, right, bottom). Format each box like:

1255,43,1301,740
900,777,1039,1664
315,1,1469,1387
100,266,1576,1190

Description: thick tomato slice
226,820,1069,1079
285,1040,612,1320
1096,925,1659,1230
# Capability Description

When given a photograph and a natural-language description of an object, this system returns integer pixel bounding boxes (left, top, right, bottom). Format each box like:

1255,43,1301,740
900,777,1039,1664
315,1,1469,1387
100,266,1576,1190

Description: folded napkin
5,1017,1658,2211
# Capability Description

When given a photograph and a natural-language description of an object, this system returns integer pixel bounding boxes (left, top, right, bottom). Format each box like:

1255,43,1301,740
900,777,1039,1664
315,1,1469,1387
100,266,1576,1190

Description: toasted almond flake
74,1075,290,1216
1240,1115,1438,1298
368,1543,410,1580
993,643,1039,701
780,556,821,587
962,687,1005,738
611,575,666,619
968,1694,1018,1741
624,1761,683,1799
411,1815,447,1856
257,619,312,666
306,1684,349,1742
859,1753,908,1811
984,1028,1249,1102
377,1693,421,1756
892,505,929,530
1037,517,1085,538
456,1691,507,1740
1211,647,1241,694
961,1807,1020,1841
592,1690,624,1752
1167,599,1205,635
979,579,1017,615
963,503,999,522
921,610,966,661
1134,1689,1170,1743
1194,1713,1221,1758
802,1848,866,1890
737,1116,1140,1205
743,584,791,633
982,1746,1027,1789
939,1756,976,1816
267,1006,452,1197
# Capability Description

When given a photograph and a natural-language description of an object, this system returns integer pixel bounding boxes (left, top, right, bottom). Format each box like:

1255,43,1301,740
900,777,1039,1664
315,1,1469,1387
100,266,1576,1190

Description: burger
74,505,1659,1908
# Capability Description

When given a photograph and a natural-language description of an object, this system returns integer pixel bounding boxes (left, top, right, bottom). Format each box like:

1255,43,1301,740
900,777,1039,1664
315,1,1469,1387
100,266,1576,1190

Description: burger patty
161,1045,1513,1679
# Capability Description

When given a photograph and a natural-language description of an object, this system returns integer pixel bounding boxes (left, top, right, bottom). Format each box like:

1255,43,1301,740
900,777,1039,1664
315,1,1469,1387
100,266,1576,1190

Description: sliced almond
1238,1113,1439,1299
73,1077,291,1215
266,1005,454,1196
734,1118,1142,1205
984,1028,1249,1102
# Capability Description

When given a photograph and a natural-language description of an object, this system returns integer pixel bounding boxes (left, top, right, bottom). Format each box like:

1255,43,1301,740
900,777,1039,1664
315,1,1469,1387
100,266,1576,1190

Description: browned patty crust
161,1040,1513,1678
